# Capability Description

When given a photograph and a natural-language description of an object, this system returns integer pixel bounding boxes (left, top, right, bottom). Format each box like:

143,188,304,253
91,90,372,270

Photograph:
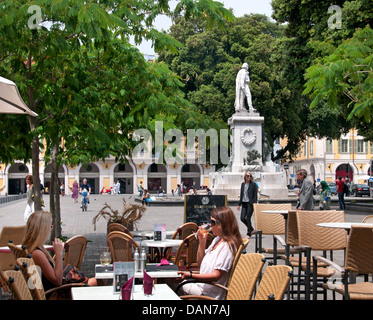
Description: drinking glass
100,251,111,271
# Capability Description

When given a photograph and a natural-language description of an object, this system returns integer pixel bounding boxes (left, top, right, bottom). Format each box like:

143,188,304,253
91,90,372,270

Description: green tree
271,0,373,152
158,14,308,159
304,26,373,140
0,0,234,238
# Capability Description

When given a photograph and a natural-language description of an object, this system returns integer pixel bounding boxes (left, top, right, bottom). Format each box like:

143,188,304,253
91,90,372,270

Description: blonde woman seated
177,206,242,299
22,211,97,298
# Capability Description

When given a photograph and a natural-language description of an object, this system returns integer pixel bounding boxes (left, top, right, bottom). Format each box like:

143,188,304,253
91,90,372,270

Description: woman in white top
178,206,242,299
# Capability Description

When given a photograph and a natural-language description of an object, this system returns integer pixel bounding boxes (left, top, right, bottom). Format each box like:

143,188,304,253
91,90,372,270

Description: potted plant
92,198,146,231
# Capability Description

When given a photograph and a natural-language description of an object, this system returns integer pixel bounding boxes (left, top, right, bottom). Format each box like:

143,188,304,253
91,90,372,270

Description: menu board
184,195,227,225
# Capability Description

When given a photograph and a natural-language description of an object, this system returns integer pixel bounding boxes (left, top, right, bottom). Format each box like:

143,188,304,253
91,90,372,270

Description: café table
71,283,181,300
317,222,373,234
131,230,175,239
95,263,181,281
141,239,183,262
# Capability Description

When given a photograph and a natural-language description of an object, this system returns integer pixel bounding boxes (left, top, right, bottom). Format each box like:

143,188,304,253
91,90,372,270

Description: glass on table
100,249,112,271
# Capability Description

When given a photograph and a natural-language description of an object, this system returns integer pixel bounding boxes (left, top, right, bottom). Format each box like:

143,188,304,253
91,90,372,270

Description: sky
136,0,273,56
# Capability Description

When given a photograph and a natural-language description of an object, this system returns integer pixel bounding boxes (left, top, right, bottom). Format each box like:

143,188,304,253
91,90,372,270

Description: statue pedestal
210,110,288,200
228,111,264,173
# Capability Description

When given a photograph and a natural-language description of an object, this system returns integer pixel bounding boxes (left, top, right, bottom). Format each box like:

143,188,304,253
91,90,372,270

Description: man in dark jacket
237,172,258,238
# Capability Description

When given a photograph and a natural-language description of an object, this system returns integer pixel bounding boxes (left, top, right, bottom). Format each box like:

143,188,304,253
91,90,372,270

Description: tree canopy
0,0,234,237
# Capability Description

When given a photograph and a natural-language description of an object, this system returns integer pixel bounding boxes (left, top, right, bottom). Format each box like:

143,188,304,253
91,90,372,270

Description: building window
326,140,333,153
356,140,365,153
338,139,349,153
304,141,307,156
310,140,313,156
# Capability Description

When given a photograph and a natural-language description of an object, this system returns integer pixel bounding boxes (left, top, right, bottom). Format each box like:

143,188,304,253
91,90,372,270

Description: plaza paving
0,193,369,300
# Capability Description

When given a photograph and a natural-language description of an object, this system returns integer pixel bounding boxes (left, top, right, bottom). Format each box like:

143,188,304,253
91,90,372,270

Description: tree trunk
50,138,62,240
28,101,41,211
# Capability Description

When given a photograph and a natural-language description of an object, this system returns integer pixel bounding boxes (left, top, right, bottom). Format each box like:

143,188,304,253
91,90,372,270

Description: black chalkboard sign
184,195,227,225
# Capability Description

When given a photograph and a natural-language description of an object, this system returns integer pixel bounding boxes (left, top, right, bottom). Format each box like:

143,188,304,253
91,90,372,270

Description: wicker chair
165,222,199,261
254,265,293,300
16,257,85,300
296,210,347,300
107,231,140,262
0,269,33,300
107,223,133,237
0,225,26,246
0,226,27,275
253,203,292,263
314,225,373,300
64,235,88,269
7,242,30,260
173,233,214,271
227,238,250,286
362,215,373,223
178,252,265,300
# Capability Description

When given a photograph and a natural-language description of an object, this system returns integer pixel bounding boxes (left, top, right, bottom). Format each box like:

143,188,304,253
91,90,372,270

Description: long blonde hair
22,211,54,264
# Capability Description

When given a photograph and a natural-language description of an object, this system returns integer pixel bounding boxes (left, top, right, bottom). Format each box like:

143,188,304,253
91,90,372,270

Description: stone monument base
210,170,288,200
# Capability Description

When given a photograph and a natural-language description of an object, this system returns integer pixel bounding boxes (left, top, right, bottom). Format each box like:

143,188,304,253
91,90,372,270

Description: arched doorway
79,163,100,194
147,163,167,193
7,163,29,194
113,163,134,194
181,164,201,192
335,163,353,181
44,164,65,194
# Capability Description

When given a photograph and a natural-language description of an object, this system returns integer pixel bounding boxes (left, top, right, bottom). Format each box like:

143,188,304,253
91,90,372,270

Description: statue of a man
234,63,256,113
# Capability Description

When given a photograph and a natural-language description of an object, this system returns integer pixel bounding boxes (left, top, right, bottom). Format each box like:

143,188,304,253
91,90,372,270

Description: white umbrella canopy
0,76,38,117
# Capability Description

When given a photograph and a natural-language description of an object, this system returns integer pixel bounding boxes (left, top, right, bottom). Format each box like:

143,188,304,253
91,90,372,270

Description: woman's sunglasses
210,219,219,226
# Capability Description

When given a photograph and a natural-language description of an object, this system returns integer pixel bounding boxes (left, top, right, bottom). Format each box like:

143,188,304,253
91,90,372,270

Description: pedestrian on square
177,184,182,196
336,176,346,210
71,180,79,203
24,174,34,222
319,181,331,210
178,206,241,300
296,169,314,210
22,211,97,299
142,189,149,205
237,171,257,238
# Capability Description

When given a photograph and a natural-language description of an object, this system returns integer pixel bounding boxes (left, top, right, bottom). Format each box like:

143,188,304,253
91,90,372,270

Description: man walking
336,176,346,210
296,169,314,210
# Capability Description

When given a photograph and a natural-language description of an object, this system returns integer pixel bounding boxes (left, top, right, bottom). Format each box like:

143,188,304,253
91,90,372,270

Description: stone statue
241,149,262,172
234,63,256,113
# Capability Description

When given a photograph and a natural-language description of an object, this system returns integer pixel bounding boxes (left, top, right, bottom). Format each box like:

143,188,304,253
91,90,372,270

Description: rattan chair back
227,238,250,286
227,253,265,300
253,203,292,235
286,210,299,246
64,235,88,269
362,215,373,223
0,269,33,300
254,265,293,300
0,225,26,246
345,225,373,275
16,257,46,300
165,222,199,261
296,210,347,251
7,242,30,259
172,222,199,240
107,223,132,237
173,233,214,269
107,231,140,262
